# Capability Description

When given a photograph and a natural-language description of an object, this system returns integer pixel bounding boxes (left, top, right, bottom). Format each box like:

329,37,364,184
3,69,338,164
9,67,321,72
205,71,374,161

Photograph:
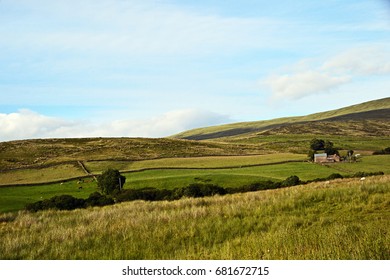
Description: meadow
0,163,86,186
0,181,96,213
1,175,388,259
83,153,306,173
1,155,389,213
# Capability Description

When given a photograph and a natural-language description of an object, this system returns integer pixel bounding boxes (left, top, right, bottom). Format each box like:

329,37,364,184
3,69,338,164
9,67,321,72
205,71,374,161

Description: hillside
173,98,390,141
0,137,266,171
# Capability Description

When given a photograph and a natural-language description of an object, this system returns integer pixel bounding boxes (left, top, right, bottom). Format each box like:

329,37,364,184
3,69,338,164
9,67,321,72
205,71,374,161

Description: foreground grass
1,175,389,260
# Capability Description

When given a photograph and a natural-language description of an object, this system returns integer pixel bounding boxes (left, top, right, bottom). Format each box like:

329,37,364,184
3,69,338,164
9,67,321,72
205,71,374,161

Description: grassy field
0,180,97,213
1,155,389,213
0,163,86,186
83,153,306,173
0,153,305,186
124,162,340,190
1,175,388,259
326,155,390,174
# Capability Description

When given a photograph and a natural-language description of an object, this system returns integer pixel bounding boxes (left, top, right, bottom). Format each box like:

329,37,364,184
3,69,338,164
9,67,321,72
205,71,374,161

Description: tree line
25,168,383,212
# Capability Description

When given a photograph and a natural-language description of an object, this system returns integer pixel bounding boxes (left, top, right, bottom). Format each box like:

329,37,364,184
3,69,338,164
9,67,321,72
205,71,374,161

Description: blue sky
1,0,389,141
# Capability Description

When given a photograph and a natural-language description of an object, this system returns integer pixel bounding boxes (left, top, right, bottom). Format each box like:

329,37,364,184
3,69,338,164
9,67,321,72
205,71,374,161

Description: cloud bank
265,46,390,100
0,109,230,142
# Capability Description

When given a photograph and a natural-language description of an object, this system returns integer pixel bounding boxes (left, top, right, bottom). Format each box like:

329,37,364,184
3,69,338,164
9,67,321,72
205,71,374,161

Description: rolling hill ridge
173,98,390,141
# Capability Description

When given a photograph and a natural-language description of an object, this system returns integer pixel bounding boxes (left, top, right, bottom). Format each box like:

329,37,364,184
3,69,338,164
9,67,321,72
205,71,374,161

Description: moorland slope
173,98,390,141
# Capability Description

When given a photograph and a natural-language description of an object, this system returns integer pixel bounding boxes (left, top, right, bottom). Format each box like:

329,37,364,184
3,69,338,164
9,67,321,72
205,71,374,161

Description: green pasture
0,180,97,213
327,155,390,174
125,155,390,190
0,164,86,186
0,155,388,213
124,162,338,190
84,153,306,173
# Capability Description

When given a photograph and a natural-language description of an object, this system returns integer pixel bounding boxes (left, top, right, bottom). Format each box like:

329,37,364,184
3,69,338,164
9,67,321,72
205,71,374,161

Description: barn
314,153,328,163
314,153,341,163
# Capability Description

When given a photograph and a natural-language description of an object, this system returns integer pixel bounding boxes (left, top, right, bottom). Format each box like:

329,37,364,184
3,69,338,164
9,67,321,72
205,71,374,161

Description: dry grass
0,164,86,185
1,175,389,260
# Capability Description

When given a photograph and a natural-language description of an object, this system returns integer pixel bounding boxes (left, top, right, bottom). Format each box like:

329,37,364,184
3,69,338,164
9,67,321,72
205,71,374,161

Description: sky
1,0,389,141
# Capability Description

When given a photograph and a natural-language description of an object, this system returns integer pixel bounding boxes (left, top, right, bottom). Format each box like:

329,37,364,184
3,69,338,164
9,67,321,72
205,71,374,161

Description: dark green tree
310,138,325,151
324,140,339,156
97,168,126,195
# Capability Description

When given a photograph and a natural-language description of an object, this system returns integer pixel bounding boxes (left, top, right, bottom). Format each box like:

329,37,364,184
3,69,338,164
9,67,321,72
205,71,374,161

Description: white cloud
265,71,350,100
0,109,230,141
0,109,74,141
1,0,277,56
322,47,390,76
264,46,390,100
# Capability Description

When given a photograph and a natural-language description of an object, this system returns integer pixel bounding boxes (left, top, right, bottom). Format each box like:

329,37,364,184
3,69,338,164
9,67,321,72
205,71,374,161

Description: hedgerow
25,171,384,212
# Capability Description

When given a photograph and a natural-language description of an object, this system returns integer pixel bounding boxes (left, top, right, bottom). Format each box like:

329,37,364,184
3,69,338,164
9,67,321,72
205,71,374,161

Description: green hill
173,97,390,141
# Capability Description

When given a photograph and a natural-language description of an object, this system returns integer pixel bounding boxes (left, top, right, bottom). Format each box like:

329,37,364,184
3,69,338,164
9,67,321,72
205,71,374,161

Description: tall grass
1,176,389,260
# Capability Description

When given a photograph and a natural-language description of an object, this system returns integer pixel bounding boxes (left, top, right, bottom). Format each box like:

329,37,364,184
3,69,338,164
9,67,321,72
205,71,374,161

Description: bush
281,175,301,187
51,195,85,210
327,173,344,180
373,147,390,155
351,171,384,178
180,183,227,198
85,192,115,207
25,195,85,212
116,188,174,202
229,180,279,194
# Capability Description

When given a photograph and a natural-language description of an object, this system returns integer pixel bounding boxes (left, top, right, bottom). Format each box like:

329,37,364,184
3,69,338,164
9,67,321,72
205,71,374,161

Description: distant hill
1,98,389,172
173,98,390,141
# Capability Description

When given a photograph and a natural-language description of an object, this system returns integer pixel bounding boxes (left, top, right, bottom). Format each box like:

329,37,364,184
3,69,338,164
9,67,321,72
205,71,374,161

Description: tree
310,138,325,151
97,168,126,195
324,140,339,156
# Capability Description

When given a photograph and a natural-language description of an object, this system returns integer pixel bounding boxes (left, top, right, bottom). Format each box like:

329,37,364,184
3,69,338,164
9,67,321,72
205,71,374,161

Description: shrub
115,188,173,202
373,147,390,155
327,173,344,180
281,175,301,187
85,192,115,207
25,195,85,212
179,183,227,198
230,180,279,194
50,195,85,210
351,171,384,178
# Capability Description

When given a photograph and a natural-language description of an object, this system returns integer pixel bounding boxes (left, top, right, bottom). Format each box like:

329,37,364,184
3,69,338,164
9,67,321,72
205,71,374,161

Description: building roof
314,153,327,157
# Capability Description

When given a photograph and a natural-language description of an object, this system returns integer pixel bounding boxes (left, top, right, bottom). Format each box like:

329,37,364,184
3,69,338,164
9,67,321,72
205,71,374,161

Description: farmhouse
314,153,341,163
